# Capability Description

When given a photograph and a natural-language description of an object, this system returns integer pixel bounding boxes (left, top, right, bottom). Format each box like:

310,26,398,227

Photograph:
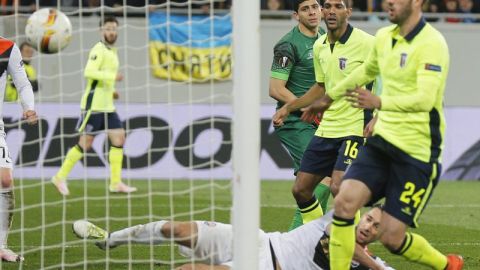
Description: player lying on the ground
73,205,393,270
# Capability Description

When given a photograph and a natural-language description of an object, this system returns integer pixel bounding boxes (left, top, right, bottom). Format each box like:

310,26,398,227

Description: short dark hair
19,42,32,51
293,0,320,12
321,0,352,8
99,16,119,27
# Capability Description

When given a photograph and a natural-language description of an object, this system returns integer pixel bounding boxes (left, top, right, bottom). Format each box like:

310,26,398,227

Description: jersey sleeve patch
278,56,290,68
424,64,441,72
271,42,295,72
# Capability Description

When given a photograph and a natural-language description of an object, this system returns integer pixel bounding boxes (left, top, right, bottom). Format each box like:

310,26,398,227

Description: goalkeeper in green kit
269,0,330,230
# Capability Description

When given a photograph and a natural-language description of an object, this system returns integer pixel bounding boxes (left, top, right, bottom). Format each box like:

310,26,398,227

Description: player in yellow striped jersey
51,16,137,195
273,0,375,225
325,0,464,269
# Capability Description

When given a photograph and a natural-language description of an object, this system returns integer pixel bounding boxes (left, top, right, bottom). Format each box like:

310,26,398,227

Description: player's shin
393,232,448,270
299,196,324,224
109,146,123,187
0,189,14,248
288,208,304,231
329,215,355,270
314,183,330,213
56,145,84,180
109,221,168,247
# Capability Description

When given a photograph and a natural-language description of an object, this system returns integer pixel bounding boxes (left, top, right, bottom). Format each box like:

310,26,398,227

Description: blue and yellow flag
149,12,232,82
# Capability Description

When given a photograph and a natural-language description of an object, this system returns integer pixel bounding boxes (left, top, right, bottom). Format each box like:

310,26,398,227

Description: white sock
0,190,14,249
108,220,168,247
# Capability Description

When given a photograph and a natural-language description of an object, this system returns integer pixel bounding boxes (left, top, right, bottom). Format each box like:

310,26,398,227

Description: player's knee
291,183,311,202
110,138,125,148
330,181,340,197
78,141,92,151
160,221,174,238
330,174,343,197
0,171,13,189
333,193,357,217
166,222,196,240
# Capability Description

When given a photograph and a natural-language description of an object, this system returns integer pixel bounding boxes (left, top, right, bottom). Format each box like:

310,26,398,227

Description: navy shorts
76,111,123,134
299,135,364,177
344,135,441,228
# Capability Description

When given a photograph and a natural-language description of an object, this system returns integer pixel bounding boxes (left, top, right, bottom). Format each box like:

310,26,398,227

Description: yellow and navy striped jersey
328,19,449,163
313,25,374,138
80,41,119,112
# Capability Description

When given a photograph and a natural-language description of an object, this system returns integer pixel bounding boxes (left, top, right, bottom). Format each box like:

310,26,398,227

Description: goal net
0,0,260,269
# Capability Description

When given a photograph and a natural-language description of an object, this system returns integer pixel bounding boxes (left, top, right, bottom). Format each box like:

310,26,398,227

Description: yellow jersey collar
391,17,427,42
322,24,354,45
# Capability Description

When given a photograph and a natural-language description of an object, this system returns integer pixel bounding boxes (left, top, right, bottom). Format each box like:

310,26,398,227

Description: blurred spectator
443,0,462,22
262,0,285,10
5,42,38,102
428,0,441,12
1,0,36,14
458,0,477,21
152,0,230,10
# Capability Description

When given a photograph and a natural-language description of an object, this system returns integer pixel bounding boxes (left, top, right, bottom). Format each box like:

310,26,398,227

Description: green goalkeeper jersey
80,41,119,112
270,26,325,109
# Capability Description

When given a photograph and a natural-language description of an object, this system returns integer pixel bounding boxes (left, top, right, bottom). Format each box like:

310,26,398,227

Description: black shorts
76,111,123,134
344,135,441,228
299,135,364,177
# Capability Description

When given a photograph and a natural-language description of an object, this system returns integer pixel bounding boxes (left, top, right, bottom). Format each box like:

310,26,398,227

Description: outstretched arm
272,82,325,126
269,78,297,104
7,43,37,125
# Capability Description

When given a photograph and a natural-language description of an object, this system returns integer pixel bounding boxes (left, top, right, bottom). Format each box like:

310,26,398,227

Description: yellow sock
329,215,355,270
109,146,123,187
56,145,83,180
354,210,361,225
396,233,447,270
299,197,324,224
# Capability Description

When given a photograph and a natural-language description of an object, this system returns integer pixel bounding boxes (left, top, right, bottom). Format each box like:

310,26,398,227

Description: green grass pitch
0,180,479,269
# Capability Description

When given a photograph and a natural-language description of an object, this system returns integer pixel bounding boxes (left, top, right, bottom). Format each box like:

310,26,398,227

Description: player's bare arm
269,78,298,104
300,94,332,123
273,82,325,126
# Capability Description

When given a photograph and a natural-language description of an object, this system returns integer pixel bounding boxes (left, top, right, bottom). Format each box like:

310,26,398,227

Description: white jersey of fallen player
269,211,394,270
181,211,394,270
268,211,334,270
0,37,35,129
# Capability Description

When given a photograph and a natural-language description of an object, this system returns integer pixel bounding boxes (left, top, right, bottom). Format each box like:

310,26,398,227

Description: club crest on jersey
400,53,407,68
339,57,347,70
278,56,290,68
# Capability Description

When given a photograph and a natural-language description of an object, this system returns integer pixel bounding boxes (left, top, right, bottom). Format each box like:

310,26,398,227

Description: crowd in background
262,0,480,22
1,0,479,23
263,0,480,13
1,0,232,14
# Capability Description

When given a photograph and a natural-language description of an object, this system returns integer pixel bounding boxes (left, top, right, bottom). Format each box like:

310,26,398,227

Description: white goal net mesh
0,0,256,269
